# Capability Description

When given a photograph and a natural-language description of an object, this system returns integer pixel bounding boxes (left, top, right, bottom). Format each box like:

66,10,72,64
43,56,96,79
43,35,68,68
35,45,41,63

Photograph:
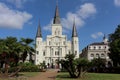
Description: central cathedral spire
53,4,61,24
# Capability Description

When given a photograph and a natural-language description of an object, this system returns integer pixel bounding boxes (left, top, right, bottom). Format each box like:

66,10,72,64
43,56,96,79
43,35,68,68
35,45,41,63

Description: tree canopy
0,37,35,75
60,53,89,78
109,25,120,67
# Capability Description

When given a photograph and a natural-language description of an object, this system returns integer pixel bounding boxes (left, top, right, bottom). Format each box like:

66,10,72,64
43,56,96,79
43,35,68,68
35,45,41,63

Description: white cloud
0,2,32,29
91,32,104,39
77,3,96,19
114,0,120,7
6,0,28,8
43,3,96,32
61,12,84,30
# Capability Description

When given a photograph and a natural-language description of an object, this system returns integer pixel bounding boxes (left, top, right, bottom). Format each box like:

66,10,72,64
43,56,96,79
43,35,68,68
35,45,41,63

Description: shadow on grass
56,72,88,80
56,72,74,79
57,75,70,78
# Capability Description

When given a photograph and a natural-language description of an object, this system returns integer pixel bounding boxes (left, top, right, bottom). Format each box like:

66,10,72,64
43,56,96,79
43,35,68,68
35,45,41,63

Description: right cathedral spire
72,19,78,37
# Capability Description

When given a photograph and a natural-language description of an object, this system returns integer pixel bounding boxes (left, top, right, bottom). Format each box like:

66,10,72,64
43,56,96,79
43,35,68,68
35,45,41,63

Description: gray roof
36,21,42,38
72,21,78,37
90,42,108,45
53,5,61,24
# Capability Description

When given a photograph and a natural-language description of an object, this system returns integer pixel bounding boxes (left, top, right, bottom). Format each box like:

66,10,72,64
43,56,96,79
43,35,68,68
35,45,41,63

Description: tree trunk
5,63,9,75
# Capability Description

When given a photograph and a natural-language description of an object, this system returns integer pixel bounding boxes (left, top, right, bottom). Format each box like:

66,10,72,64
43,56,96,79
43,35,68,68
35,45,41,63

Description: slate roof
53,5,61,24
72,20,78,37
36,21,42,37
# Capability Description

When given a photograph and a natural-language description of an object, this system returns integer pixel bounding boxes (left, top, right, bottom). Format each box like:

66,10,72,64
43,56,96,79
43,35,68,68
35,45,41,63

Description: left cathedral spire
36,20,42,38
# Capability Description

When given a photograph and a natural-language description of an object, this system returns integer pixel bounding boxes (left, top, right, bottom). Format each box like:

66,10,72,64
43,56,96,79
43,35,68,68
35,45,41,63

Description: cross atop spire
53,2,61,24
36,20,42,38
72,18,78,37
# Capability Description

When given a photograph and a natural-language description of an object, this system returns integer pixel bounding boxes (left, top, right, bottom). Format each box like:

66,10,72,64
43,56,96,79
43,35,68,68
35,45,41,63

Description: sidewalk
29,69,58,80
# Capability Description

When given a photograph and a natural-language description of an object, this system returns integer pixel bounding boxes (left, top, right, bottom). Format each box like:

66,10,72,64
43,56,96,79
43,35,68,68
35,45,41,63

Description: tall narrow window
51,48,53,56
60,48,62,56
37,51,39,55
63,41,65,45
49,41,51,45
43,51,45,56
69,51,71,54
75,51,77,55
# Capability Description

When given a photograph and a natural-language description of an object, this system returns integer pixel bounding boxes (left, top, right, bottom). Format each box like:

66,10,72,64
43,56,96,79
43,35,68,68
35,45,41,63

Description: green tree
0,37,22,74
90,58,106,72
60,54,89,78
0,37,35,76
20,38,35,63
109,25,120,67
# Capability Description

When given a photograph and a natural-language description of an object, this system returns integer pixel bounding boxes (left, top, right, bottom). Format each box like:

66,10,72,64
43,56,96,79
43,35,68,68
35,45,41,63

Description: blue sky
0,0,120,51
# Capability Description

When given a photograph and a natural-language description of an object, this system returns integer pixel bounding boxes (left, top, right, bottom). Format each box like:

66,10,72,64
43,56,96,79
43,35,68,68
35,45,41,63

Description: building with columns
35,5,79,68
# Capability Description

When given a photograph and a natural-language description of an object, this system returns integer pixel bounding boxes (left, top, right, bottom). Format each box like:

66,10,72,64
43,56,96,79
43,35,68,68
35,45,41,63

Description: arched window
101,53,105,57
91,54,94,57
96,53,99,58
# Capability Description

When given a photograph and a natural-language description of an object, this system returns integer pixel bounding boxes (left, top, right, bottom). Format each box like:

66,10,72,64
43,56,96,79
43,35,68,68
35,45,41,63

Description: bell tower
52,4,62,36
71,20,79,57
35,20,43,65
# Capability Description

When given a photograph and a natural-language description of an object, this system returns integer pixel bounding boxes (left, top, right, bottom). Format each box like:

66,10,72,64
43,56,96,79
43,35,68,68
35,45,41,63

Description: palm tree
0,37,22,74
20,38,35,63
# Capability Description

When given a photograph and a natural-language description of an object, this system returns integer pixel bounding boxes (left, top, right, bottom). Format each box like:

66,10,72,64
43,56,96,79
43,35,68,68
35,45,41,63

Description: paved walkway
29,69,58,80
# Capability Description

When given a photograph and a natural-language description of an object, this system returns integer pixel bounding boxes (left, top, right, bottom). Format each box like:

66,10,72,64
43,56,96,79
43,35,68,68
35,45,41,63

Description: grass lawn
0,72,40,80
56,72,120,80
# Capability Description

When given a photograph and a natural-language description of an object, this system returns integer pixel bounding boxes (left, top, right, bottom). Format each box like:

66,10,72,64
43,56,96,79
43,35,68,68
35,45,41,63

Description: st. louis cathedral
35,4,79,68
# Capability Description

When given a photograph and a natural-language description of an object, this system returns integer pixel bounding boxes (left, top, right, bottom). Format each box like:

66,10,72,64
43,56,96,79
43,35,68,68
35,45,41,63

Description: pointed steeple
36,20,42,38
53,4,61,24
72,19,78,37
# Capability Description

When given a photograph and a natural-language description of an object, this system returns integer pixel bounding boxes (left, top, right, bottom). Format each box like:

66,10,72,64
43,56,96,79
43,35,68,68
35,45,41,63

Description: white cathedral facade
35,5,79,68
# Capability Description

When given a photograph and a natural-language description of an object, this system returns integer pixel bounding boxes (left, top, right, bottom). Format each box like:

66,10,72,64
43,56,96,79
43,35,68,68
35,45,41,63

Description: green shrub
18,62,40,72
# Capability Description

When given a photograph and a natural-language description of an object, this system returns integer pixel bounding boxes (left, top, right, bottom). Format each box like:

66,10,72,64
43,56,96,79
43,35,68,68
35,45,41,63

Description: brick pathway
29,69,58,80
